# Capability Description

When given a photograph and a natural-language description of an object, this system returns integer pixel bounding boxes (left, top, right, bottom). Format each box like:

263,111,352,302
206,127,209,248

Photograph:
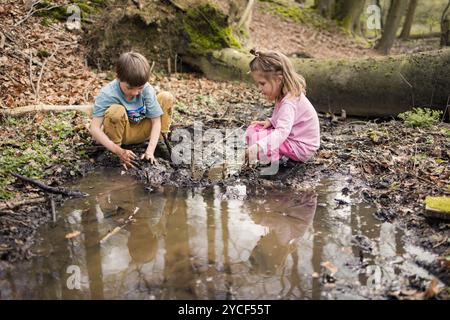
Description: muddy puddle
0,169,440,299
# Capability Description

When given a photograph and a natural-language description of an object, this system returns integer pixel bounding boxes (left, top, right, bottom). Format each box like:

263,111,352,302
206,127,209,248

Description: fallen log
11,173,88,197
185,48,450,117
0,197,47,211
0,104,93,117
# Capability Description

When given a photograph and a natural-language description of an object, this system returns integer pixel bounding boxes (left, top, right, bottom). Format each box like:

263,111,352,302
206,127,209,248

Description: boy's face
119,81,145,100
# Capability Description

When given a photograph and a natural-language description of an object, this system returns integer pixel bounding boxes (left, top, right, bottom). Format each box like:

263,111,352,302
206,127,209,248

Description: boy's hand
141,151,158,165
117,148,137,170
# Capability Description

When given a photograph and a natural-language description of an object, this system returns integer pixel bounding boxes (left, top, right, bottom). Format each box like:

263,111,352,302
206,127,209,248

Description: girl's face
251,71,282,101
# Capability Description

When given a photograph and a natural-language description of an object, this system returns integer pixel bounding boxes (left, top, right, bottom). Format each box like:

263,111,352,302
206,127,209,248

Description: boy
89,51,174,169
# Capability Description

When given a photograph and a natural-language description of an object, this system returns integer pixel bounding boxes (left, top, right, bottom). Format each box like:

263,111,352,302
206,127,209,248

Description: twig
168,0,187,11
174,53,177,73
11,173,88,197
0,32,5,49
412,142,418,173
150,61,155,74
50,196,56,222
35,48,57,102
0,97,7,109
219,104,231,119
0,197,47,211
99,207,140,244
347,120,369,125
2,30,16,44
162,133,172,158
441,93,450,122
29,50,37,98
399,72,415,107
1,216,30,228
15,1,63,26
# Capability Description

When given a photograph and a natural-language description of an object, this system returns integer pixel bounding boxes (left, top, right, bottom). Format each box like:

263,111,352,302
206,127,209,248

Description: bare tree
229,0,256,45
333,0,366,34
400,0,418,40
441,0,450,46
314,0,335,18
375,0,408,54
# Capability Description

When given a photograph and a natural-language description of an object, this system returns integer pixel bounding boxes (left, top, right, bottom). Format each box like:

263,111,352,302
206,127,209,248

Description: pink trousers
245,124,300,162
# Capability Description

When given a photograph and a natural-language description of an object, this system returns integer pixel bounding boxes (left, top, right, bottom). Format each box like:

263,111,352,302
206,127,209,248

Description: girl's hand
141,151,158,165
250,119,272,129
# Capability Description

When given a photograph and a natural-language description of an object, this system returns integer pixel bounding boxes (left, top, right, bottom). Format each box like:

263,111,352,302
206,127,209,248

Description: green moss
258,0,333,30
37,50,51,58
184,4,241,52
440,128,450,137
35,0,103,22
425,196,450,213
0,112,92,200
36,1,68,21
41,17,58,27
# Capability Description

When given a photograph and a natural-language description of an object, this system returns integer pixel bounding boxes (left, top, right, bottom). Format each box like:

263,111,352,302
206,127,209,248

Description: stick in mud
0,197,47,211
50,197,56,223
11,173,88,197
162,133,172,158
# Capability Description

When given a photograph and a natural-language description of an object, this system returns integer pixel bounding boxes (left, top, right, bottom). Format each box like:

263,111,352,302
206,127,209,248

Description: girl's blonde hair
249,49,306,101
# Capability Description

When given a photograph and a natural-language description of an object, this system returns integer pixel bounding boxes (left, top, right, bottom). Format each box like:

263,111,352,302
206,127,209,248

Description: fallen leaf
65,230,81,239
321,261,338,275
424,278,441,299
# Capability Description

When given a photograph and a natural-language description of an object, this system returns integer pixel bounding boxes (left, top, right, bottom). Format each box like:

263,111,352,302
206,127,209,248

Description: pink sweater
256,93,320,162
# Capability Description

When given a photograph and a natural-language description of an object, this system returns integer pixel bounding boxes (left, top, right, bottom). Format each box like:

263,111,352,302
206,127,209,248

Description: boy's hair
249,49,306,101
116,51,150,87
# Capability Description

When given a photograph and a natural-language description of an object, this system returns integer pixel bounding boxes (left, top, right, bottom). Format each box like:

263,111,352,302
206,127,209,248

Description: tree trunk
314,0,335,18
375,0,408,54
441,0,450,46
229,0,256,46
377,0,384,30
400,0,418,40
333,0,366,34
185,48,450,117
352,0,365,36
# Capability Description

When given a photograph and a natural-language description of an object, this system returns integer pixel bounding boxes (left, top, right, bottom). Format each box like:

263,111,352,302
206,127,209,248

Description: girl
245,49,320,165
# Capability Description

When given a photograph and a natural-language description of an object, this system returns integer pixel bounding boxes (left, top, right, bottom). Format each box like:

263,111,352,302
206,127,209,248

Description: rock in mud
221,185,247,200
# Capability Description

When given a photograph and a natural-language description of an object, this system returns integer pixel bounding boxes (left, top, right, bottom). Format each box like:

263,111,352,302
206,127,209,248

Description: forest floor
0,1,449,299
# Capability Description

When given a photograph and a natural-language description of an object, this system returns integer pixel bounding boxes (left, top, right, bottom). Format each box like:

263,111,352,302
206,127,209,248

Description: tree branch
35,47,57,103
11,173,88,197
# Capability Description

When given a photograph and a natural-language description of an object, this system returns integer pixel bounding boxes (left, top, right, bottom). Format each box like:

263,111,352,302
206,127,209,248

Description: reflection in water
249,192,317,276
1,169,434,300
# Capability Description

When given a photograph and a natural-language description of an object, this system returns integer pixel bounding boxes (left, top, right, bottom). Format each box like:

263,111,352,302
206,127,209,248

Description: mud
1,116,449,299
